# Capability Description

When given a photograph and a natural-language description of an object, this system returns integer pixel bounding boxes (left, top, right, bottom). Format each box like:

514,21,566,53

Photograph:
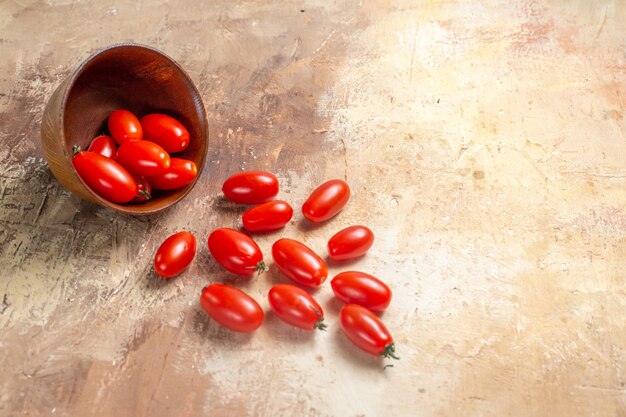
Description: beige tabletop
1,1,625,416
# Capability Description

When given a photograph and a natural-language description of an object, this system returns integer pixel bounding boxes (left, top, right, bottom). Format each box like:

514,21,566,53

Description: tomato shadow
332,326,390,370
262,264,292,287
296,217,331,233
144,265,176,290
237,225,289,238
262,264,327,297
262,310,317,342
324,296,390,322
210,195,248,216
324,255,368,270
190,304,256,345
324,296,345,316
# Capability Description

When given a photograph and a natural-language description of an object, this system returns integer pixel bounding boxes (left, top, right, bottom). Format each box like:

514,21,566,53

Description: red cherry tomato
331,271,391,312
208,228,267,275
200,284,264,332
140,113,190,153
340,304,399,359
268,284,326,330
242,200,293,232
108,110,142,144
222,171,279,204
302,179,350,222
116,140,171,177
271,238,327,288
328,225,374,260
88,135,117,159
132,176,152,203
148,158,197,190
72,148,138,203
153,231,196,278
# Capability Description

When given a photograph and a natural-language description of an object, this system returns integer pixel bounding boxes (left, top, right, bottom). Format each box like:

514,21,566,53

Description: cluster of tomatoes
153,171,399,362
72,110,197,204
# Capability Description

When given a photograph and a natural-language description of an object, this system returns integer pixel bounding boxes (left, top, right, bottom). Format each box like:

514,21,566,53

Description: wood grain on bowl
41,43,208,215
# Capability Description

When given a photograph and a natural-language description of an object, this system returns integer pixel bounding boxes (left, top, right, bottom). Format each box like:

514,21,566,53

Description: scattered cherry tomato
331,271,391,312
268,284,326,330
200,284,264,332
208,228,267,275
302,179,350,222
132,176,152,203
154,231,196,278
140,113,190,153
242,200,293,232
108,110,142,144
340,304,399,359
116,140,171,177
328,225,374,260
272,238,327,288
72,147,137,203
148,158,197,190
222,171,279,204
88,135,117,159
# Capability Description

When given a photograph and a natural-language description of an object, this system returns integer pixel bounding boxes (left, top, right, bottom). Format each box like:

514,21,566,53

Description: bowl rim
60,42,209,215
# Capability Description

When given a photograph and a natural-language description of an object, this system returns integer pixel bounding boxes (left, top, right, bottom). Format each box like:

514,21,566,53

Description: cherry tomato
153,231,196,278
72,148,138,203
108,110,142,144
208,228,267,275
340,304,399,359
242,200,293,232
116,140,171,177
302,179,350,222
132,176,152,203
331,271,391,312
222,171,279,204
268,284,326,330
140,113,190,153
271,238,327,288
328,225,374,260
88,135,117,159
200,284,264,332
148,158,197,190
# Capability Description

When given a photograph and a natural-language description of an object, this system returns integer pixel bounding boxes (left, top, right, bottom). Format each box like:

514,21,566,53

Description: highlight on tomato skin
268,284,326,330
153,231,197,279
339,303,399,360
222,171,279,204
140,113,190,153
331,271,392,312
302,179,351,222
108,109,142,145
200,283,264,333
71,147,138,204
148,158,197,190
242,200,293,232
327,225,374,261
116,140,171,177
88,135,117,159
207,228,268,275
271,238,328,288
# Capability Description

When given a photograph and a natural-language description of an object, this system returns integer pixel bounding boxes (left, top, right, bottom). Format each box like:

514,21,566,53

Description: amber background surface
0,1,624,416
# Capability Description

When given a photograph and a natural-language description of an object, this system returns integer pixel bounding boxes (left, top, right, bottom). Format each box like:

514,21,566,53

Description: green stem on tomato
72,145,81,157
381,342,400,360
313,316,327,331
244,261,269,275
138,189,151,200
256,260,269,275
310,306,327,331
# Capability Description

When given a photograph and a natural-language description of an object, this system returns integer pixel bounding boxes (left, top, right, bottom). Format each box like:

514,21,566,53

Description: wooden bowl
41,43,208,215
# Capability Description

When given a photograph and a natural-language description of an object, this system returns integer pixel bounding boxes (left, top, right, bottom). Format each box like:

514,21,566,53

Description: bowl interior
63,44,207,214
